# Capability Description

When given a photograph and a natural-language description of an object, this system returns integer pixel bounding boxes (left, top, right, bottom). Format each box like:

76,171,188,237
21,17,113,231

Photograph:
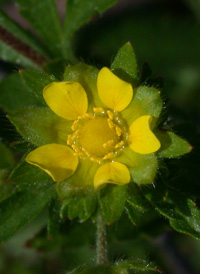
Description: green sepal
56,158,98,196
121,86,163,127
111,42,138,85
117,150,158,185
20,69,57,104
0,181,56,244
118,259,162,273
130,154,158,185
60,194,97,222
98,185,128,224
156,130,192,158
0,142,14,169
9,160,52,185
0,73,42,113
56,181,93,199
8,107,72,146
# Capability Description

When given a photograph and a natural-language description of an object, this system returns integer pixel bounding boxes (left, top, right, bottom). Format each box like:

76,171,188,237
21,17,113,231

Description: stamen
115,126,122,137
81,147,91,157
103,152,114,160
107,118,115,129
93,107,104,113
67,135,73,145
73,151,84,156
103,139,114,148
67,108,126,163
91,156,101,163
107,110,114,120
71,120,79,131
85,113,94,119
115,140,124,149
71,144,80,152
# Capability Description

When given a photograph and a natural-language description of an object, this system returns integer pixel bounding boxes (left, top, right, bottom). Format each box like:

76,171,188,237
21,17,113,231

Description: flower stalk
96,210,107,265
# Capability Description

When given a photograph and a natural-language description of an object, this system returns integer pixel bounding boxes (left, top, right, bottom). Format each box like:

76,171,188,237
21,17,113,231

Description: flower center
67,108,127,163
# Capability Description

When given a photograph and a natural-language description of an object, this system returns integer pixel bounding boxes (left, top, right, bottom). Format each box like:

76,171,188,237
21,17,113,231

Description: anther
107,110,114,120
91,156,101,163
103,152,114,160
81,147,91,157
103,139,114,148
115,141,124,149
85,113,94,119
67,135,73,145
107,118,115,129
71,144,80,152
93,107,104,113
115,126,122,137
71,120,79,131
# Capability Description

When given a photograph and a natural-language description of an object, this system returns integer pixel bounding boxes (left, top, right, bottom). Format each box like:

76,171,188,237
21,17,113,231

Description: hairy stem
96,210,107,265
0,26,47,67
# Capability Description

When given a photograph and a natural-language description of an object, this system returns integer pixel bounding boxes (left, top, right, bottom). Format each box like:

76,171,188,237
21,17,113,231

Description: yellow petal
97,67,133,111
94,162,130,189
129,115,161,154
43,81,88,120
26,144,78,182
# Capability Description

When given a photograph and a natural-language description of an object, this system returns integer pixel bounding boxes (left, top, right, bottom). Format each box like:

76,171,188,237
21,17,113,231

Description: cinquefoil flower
26,67,161,189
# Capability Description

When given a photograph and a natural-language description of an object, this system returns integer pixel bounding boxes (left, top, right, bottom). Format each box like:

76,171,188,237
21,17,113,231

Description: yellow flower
26,67,160,189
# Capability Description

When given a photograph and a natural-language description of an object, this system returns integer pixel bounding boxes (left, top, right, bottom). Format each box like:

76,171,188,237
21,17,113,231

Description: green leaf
111,42,138,84
0,73,42,113
20,69,57,104
0,181,55,244
47,199,62,239
9,160,51,185
15,0,63,58
126,203,155,227
169,217,200,240
144,183,200,240
127,184,149,210
0,142,14,169
0,9,48,57
63,0,117,59
0,40,40,69
61,194,97,222
121,86,163,127
8,107,72,146
156,130,192,158
98,185,128,224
